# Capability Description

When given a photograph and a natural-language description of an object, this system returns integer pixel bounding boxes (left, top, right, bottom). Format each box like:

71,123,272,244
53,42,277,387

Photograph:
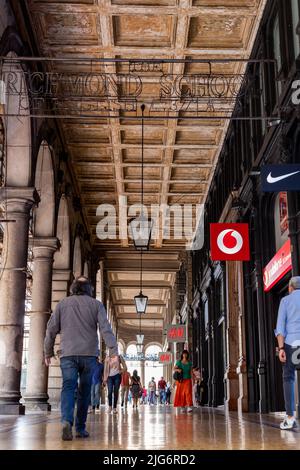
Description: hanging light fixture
134,250,148,315
129,104,153,251
136,298,144,357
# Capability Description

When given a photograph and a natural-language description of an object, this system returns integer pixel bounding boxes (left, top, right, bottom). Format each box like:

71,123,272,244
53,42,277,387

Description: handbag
173,369,183,382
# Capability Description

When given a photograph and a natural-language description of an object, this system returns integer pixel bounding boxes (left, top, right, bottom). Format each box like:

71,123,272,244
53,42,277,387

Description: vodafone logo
217,229,243,255
210,223,250,261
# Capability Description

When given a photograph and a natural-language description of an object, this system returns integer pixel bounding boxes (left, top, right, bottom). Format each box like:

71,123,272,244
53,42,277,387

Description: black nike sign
261,164,300,192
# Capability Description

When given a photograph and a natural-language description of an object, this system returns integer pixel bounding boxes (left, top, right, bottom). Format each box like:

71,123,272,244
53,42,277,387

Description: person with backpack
130,370,142,409
173,349,194,412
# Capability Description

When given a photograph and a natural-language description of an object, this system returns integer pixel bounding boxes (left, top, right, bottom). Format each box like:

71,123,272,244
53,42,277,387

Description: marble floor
0,405,299,450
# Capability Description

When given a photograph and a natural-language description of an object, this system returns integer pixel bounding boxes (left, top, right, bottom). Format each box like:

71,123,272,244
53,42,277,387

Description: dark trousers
91,383,101,407
60,356,96,432
107,373,121,408
283,344,297,417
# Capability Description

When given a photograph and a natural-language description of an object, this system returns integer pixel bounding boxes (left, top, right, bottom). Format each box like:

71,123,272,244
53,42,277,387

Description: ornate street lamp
129,104,153,250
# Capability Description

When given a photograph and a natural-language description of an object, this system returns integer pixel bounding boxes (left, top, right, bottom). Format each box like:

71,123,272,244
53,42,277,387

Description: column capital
31,237,60,259
0,187,40,213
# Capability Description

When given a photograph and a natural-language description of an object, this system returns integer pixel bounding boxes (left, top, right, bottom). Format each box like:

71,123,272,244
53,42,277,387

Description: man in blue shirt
91,357,104,412
275,276,300,430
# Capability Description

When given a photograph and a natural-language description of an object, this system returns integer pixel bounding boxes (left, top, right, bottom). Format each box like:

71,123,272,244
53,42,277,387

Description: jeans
159,390,166,404
107,373,121,408
60,356,97,432
91,383,101,407
149,390,156,405
283,344,297,416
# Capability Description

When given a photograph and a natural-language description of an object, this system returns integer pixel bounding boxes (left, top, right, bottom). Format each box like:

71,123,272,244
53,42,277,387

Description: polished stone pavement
0,405,300,450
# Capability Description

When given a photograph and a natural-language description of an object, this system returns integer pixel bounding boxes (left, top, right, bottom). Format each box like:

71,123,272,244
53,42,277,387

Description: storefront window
291,0,300,58
274,192,289,251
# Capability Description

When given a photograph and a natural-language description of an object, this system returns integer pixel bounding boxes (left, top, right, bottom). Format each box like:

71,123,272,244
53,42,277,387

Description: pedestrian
165,381,172,405
44,276,118,441
192,368,201,407
275,276,300,430
130,370,142,409
120,368,131,408
148,377,156,405
173,349,194,413
158,376,167,405
91,356,104,412
142,386,147,404
103,354,127,414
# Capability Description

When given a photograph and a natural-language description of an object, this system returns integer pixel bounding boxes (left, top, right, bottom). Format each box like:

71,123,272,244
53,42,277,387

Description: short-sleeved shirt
176,360,192,380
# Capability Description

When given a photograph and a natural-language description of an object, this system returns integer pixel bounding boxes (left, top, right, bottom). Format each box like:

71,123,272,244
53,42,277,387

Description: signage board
263,239,292,292
166,324,186,343
158,352,173,365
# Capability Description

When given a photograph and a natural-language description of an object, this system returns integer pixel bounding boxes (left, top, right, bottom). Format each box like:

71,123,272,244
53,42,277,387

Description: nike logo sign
267,171,300,184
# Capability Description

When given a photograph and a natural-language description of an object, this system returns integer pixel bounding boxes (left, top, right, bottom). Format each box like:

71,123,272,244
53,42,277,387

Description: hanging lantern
134,291,148,314
129,214,153,251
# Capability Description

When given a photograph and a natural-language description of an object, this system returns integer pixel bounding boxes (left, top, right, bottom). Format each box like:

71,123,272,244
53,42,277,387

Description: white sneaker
187,407,193,413
112,408,118,414
280,416,296,430
181,407,186,412
107,406,112,414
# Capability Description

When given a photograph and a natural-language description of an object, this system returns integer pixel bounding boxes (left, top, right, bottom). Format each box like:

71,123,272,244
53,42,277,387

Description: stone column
0,187,38,414
140,360,145,388
47,268,71,407
224,262,240,411
24,237,59,411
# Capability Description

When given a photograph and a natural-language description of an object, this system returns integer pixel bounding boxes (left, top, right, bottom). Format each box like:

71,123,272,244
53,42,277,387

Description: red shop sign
263,239,292,292
166,324,186,343
158,352,173,364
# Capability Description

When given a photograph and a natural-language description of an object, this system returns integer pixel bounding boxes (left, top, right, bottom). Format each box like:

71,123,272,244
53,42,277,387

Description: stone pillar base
0,403,25,415
25,402,51,412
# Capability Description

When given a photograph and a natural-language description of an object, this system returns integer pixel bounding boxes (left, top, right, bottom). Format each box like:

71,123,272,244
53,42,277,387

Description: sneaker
76,429,90,438
280,416,296,430
107,406,112,413
187,407,193,413
112,408,118,414
181,407,186,412
61,421,73,441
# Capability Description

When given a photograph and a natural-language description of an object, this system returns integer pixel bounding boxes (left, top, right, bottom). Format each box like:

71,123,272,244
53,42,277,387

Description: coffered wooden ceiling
24,0,266,343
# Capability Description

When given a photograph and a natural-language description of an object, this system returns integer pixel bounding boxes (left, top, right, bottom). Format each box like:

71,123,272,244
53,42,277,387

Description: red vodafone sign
210,223,250,261
158,352,173,365
263,239,292,292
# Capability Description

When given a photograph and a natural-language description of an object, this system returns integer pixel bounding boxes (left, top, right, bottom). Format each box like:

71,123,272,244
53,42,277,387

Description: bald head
289,277,300,292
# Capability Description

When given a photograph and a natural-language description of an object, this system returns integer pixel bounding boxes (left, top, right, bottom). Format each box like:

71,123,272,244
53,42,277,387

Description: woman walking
103,354,127,414
130,370,142,409
173,350,194,412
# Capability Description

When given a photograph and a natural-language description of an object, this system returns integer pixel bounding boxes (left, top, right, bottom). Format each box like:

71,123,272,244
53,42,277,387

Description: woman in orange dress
173,350,194,412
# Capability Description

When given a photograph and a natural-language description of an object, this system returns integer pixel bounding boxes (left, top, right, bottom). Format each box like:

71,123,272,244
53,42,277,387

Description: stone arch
53,195,70,269
144,341,163,352
126,341,137,352
3,52,31,186
117,339,126,355
33,141,55,237
73,235,83,278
